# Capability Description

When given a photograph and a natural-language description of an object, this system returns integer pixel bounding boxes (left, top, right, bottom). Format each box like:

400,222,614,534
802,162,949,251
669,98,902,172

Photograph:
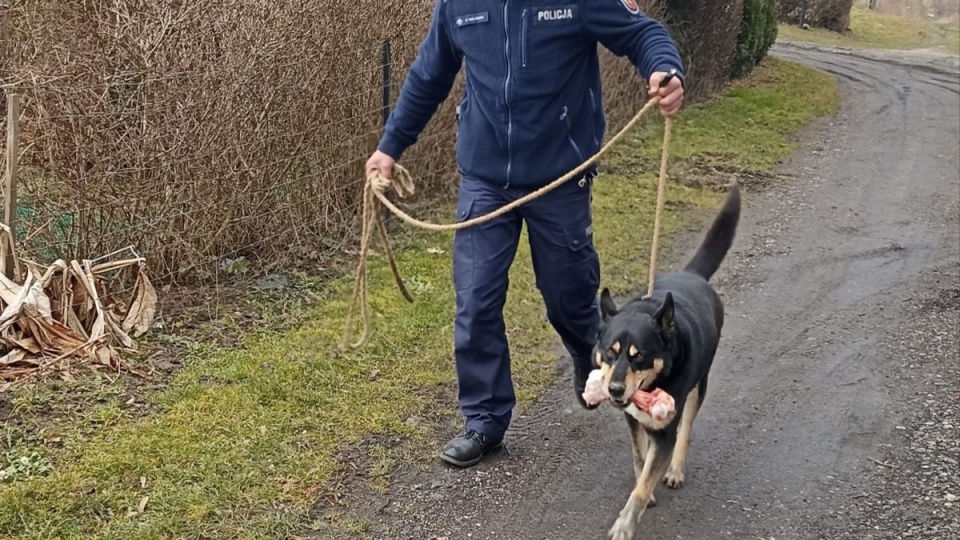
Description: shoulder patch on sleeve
618,0,641,15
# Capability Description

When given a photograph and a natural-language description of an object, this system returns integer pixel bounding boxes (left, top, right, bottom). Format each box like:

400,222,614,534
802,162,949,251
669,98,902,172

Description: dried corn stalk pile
0,228,157,390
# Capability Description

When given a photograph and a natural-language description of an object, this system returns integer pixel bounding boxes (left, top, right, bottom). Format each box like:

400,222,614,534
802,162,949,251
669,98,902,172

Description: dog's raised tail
683,181,741,281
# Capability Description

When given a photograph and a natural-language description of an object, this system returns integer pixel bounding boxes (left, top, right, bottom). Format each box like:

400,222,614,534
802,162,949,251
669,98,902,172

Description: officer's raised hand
365,150,395,184
648,70,684,118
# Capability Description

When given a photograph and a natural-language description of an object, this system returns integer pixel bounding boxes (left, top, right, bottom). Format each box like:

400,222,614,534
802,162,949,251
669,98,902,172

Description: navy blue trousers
453,175,601,440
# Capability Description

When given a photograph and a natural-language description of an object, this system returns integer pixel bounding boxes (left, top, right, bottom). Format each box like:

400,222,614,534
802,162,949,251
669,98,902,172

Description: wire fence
0,0,471,286
0,0,652,289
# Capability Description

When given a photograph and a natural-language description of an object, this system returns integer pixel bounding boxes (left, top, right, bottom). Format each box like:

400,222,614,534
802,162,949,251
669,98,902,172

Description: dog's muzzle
608,382,627,399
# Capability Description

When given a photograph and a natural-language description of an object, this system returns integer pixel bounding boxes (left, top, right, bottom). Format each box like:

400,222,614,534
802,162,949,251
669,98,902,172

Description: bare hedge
1,1,442,280
662,0,746,98
0,0,747,283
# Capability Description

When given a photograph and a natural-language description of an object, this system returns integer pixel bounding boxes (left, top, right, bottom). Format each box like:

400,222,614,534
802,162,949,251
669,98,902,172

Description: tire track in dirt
335,43,960,540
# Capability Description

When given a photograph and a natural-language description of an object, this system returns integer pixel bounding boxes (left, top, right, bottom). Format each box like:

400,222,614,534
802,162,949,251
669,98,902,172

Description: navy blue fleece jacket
378,0,684,189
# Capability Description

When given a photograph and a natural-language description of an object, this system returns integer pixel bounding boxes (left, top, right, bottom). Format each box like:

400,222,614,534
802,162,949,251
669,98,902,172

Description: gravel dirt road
346,42,960,540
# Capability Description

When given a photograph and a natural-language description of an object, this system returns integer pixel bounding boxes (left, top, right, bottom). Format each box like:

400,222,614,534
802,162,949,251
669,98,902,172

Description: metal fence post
799,0,808,27
382,40,392,127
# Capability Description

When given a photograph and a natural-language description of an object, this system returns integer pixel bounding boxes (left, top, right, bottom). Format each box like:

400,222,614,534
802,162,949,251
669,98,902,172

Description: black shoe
439,430,503,468
573,355,600,410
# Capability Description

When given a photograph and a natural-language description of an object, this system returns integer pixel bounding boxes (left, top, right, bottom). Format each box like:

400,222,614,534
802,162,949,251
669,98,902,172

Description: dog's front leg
624,413,648,479
624,413,658,507
665,384,702,488
607,437,673,540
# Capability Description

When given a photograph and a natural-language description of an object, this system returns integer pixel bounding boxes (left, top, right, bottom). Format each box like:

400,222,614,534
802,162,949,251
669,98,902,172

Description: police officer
365,0,685,468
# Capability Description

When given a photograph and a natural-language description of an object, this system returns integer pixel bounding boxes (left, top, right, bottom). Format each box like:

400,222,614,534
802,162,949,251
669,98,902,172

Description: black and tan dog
596,182,741,540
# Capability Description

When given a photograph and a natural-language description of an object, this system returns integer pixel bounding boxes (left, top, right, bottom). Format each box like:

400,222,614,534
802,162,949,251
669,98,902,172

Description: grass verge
778,5,960,54
0,57,838,540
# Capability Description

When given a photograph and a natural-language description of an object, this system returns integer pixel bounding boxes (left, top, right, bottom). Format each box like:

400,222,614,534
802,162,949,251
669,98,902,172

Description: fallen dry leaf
122,267,158,338
10,336,42,354
0,349,28,366
96,347,113,367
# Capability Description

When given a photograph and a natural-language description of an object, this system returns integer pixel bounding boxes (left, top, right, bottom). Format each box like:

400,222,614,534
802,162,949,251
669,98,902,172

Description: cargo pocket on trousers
563,222,590,256
453,197,476,293
560,221,600,304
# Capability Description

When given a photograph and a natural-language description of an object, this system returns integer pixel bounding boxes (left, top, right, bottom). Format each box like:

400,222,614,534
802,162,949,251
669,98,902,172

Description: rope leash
339,94,673,351
644,108,671,300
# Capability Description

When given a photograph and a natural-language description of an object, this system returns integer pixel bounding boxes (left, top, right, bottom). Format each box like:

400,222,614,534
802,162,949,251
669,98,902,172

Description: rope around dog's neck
338,96,672,351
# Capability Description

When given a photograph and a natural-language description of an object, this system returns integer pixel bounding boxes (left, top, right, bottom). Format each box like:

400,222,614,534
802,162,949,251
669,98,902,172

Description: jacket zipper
561,106,585,163
503,0,513,189
588,88,599,147
520,9,528,69
455,102,462,141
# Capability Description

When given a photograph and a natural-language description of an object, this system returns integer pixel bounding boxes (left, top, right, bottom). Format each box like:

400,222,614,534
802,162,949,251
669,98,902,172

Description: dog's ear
599,288,618,322
654,292,675,334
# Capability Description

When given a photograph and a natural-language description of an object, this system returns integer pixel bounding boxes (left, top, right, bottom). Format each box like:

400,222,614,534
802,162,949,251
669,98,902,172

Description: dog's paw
607,514,637,540
648,492,658,507
663,468,685,489
608,499,648,540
